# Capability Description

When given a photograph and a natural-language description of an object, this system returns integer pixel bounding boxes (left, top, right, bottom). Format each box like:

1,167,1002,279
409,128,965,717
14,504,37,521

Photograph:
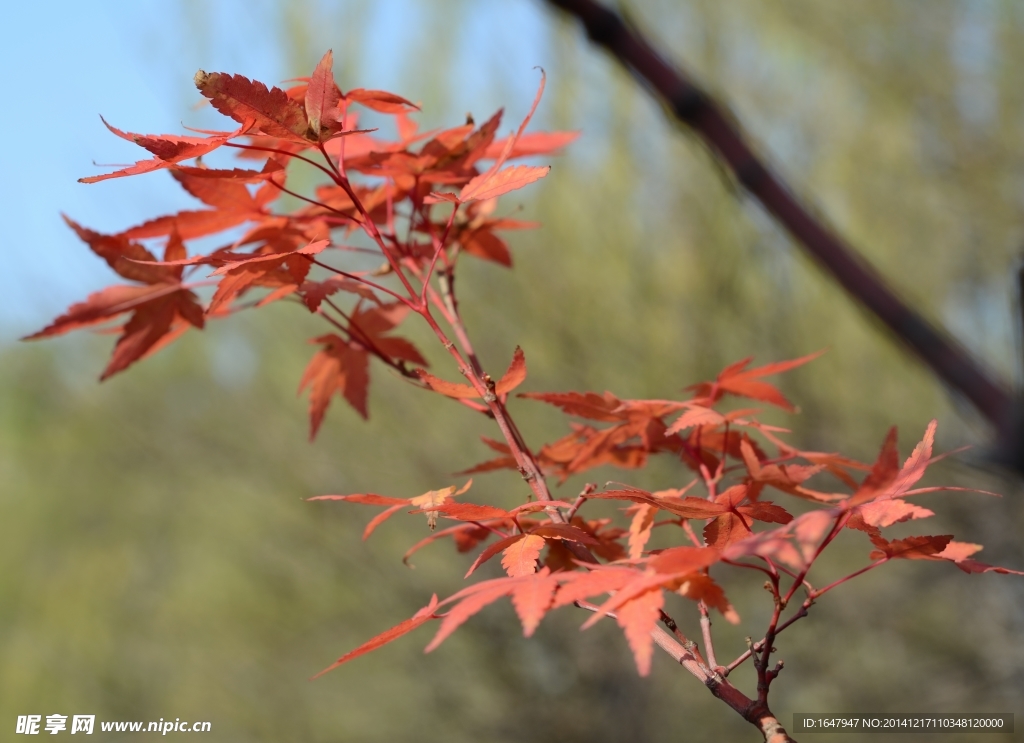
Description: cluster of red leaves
28,51,576,437
313,354,1021,678
36,52,1021,692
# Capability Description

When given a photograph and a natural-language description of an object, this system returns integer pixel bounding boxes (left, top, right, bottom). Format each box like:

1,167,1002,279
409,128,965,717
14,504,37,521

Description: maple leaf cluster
35,52,1022,737
316,352,1020,679
29,51,575,437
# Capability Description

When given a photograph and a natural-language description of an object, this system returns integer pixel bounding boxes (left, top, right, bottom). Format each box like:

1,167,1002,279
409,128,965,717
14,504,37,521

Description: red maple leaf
423,574,541,653
501,534,546,577
24,220,204,379
195,70,309,141
206,238,330,314
297,302,426,436
688,351,825,411
426,72,550,204
344,88,419,114
519,391,623,421
616,587,664,676
511,569,559,637
309,482,473,538
299,334,371,432
312,594,439,679
305,50,342,141
481,130,581,160
80,118,252,183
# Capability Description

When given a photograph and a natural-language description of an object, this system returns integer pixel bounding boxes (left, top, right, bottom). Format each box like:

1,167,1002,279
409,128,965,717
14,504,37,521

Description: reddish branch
545,0,1017,449
577,601,796,743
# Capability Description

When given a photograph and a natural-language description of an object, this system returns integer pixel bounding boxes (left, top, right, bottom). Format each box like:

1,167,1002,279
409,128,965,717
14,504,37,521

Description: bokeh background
3,1,1024,740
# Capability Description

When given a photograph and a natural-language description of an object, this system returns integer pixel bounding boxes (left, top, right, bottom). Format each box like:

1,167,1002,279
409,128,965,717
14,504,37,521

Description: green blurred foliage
3,0,1024,740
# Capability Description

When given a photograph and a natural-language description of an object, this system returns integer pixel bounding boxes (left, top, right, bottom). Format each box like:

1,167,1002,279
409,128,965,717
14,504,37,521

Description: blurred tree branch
545,0,1022,467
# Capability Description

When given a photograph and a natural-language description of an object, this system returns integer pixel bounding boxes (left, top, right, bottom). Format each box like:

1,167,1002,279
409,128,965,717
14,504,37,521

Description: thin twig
699,601,719,671
724,602,810,676
566,483,596,521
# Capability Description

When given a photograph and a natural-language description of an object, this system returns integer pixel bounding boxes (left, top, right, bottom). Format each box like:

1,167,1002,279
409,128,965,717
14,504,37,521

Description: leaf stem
308,258,413,306
267,177,352,217
811,559,887,598
420,207,459,306
223,141,339,182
